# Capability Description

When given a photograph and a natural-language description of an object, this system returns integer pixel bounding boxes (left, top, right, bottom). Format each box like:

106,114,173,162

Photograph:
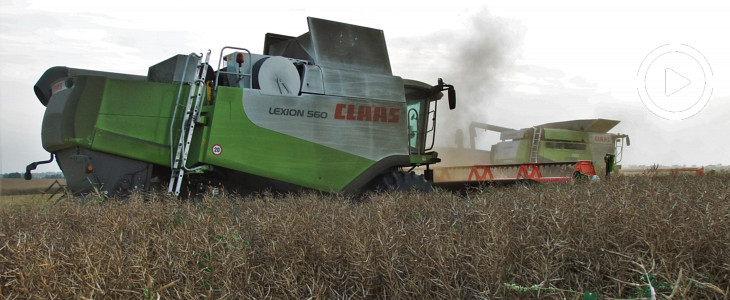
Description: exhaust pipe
24,153,55,180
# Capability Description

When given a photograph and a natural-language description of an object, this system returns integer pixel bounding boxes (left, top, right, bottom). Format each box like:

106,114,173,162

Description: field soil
1,174,728,299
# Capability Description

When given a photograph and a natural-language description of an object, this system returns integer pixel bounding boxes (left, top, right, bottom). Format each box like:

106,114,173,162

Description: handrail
425,100,438,151
213,46,253,95
407,108,419,154
168,50,211,196
170,52,201,167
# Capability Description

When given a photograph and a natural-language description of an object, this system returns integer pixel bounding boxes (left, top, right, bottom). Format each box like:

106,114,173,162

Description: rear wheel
373,171,431,193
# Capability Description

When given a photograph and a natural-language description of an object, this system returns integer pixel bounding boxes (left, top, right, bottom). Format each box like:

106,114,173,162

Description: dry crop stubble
1,174,729,299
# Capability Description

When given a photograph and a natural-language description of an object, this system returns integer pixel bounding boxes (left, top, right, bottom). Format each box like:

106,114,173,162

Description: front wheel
372,171,431,193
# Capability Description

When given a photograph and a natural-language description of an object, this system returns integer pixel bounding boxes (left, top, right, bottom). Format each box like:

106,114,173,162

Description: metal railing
213,46,253,94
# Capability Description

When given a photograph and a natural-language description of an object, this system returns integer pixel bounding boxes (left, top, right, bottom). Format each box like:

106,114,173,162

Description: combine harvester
25,17,598,196
429,119,629,189
26,17,456,196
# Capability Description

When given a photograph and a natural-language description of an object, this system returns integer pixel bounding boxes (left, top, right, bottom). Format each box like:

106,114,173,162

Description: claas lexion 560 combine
26,17,598,196
26,17,456,196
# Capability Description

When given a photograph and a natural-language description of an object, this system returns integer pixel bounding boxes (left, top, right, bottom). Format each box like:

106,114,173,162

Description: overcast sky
1,0,729,173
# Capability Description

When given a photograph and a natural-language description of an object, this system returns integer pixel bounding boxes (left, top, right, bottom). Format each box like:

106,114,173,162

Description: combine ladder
529,126,542,163
168,51,211,196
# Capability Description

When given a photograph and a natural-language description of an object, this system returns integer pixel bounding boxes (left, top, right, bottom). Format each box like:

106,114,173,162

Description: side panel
55,147,152,194
538,142,590,162
40,75,411,192
91,79,181,166
41,76,105,152
490,141,524,164
242,90,408,160
542,128,587,142
41,75,184,166
195,87,407,192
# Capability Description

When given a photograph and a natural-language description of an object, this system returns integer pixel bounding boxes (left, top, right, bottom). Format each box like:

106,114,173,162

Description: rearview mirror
433,78,456,110
448,87,456,110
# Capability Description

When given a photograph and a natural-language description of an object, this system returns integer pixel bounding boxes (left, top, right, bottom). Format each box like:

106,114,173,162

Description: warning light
236,53,245,64
86,165,93,173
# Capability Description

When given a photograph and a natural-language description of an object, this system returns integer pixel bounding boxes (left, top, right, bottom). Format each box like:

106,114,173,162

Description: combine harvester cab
27,17,456,196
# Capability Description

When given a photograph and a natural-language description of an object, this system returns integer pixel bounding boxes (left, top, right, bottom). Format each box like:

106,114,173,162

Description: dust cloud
390,9,524,164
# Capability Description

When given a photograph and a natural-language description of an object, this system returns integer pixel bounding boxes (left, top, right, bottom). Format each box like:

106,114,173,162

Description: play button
637,44,713,120
665,68,691,97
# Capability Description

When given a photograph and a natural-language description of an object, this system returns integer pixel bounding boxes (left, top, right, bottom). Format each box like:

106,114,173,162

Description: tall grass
1,174,728,299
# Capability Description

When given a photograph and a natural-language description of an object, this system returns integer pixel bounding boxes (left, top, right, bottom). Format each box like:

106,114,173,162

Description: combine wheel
373,171,431,193
572,171,590,181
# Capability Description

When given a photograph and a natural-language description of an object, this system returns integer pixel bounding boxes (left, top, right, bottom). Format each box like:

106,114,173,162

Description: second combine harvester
28,17,456,196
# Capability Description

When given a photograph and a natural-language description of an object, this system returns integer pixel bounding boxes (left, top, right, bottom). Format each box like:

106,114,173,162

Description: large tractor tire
373,171,431,193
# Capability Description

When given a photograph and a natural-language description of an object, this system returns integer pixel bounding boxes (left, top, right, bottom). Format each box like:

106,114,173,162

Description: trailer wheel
373,171,431,193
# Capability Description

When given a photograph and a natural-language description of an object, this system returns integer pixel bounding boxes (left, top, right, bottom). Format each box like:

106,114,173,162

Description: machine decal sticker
333,103,399,123
242,90,408,161
589,133,613,144
211,144,222,156
268,107,329,119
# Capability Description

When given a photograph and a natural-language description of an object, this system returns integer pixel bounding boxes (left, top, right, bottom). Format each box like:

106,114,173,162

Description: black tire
572,171,589,181
373,171,431,193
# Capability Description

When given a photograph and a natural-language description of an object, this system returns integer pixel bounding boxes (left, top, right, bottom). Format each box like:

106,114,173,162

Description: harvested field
0,178,65,196
1,174,729,299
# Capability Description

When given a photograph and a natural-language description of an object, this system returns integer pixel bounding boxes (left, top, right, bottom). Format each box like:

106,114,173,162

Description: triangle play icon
665,68,691,97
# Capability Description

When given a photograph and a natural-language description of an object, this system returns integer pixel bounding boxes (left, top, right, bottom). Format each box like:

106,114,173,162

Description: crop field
1,174,729,299
0,178,65,196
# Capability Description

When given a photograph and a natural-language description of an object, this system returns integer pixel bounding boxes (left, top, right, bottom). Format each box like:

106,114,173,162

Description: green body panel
491,134,593,164
44,77,387,192
42,76,184,165
537,141,593,162
191,87,376,192
542,128,586,142
91,79,182,166
516,142,530,162
72,77,104,148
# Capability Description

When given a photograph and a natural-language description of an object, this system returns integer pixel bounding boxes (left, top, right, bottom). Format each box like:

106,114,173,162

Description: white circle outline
644,51,705,111
636,44,713,120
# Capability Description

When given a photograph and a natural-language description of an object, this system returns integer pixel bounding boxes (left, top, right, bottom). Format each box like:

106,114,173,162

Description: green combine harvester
426,119,629,188
26,17,456,196
468,119,630,175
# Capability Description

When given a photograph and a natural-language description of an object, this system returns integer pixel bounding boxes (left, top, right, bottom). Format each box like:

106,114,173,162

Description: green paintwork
491,136,592,164
42,76,183,163
537,141,593,162
43,77,411,192
90,78,182,166
516,142,530,162
42,76,183,164
51,77,378,192
191,87,376,192
542,128,586,142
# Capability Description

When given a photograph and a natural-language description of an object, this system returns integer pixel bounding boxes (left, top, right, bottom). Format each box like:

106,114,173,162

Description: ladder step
529,127,542,163
168,50,212,196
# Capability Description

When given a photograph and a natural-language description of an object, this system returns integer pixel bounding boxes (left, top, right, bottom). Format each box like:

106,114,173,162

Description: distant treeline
2,172,64,179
